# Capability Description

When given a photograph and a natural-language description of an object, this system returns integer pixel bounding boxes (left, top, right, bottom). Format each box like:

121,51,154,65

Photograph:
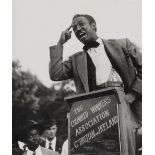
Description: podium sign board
66,88,123,155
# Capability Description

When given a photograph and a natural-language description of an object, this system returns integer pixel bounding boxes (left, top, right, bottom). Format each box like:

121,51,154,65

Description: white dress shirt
45,137,56,151
26,145,42,155
87,38,122,85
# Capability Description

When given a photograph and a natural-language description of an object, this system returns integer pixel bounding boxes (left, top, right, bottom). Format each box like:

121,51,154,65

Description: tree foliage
12,60,76,144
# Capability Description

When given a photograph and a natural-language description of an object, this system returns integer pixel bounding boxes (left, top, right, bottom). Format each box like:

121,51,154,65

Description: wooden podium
65,87,132,155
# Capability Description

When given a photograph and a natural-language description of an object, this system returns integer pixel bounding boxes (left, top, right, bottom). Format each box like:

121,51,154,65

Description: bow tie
83,41,100,51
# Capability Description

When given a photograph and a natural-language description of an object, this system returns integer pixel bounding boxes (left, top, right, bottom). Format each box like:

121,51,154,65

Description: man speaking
49,14,142,155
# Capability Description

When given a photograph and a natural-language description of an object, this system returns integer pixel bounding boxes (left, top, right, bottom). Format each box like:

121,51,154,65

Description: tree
12,60,76,143
12,60,46,142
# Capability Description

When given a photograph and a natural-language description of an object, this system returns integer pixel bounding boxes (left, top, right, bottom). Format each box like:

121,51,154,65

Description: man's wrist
57,41,64,46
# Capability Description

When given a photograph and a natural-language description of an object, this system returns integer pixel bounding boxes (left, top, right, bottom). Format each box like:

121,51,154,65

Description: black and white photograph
11,0,142,155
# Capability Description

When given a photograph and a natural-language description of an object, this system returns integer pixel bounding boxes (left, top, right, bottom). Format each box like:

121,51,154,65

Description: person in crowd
49,14,142,155
18,120,59,155
40,119,63,154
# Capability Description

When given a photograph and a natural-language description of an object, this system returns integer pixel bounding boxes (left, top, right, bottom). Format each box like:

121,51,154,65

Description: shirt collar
27,145,42,155
46,136,56,142
46,137,56,145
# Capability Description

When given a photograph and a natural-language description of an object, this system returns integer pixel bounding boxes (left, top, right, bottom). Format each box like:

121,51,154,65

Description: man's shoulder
102,38,130,49
104,38,128,45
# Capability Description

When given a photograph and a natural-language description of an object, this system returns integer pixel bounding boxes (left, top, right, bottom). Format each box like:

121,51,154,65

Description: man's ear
91,23,96,31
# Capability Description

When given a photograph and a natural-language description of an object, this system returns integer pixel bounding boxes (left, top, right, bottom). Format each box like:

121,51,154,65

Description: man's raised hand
57,25,72,45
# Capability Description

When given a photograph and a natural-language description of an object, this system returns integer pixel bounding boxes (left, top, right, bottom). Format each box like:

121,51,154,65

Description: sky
12,0,141,87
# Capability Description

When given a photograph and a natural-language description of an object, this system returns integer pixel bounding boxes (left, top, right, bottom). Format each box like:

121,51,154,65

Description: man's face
25,128,40,150
43,125,57,140
72,16,97,44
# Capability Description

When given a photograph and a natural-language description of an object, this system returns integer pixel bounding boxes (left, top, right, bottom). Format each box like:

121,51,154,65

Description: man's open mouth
78,31,87,40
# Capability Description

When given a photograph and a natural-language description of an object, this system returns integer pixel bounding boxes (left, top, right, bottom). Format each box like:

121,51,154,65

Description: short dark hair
73,14,96,24
42,118,57,129
72,14,97,31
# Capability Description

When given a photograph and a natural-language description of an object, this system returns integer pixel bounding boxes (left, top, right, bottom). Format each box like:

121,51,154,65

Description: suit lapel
75,51,89,93
102,39,129,84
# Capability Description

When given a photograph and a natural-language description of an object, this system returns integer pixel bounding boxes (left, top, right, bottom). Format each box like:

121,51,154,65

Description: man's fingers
66,25,72,31
65,31,72,38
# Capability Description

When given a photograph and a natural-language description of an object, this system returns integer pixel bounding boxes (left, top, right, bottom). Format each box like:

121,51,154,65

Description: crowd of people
13,119,68,155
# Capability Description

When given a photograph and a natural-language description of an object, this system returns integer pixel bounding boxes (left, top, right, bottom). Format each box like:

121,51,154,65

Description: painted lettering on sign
90,97,111,113
75,109,110,136
71,111,88,128
73,104,83,115
74,115,118,149
69,93,121,154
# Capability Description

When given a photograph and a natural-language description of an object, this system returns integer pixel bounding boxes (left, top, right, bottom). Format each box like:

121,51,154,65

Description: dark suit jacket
49,38,142,97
